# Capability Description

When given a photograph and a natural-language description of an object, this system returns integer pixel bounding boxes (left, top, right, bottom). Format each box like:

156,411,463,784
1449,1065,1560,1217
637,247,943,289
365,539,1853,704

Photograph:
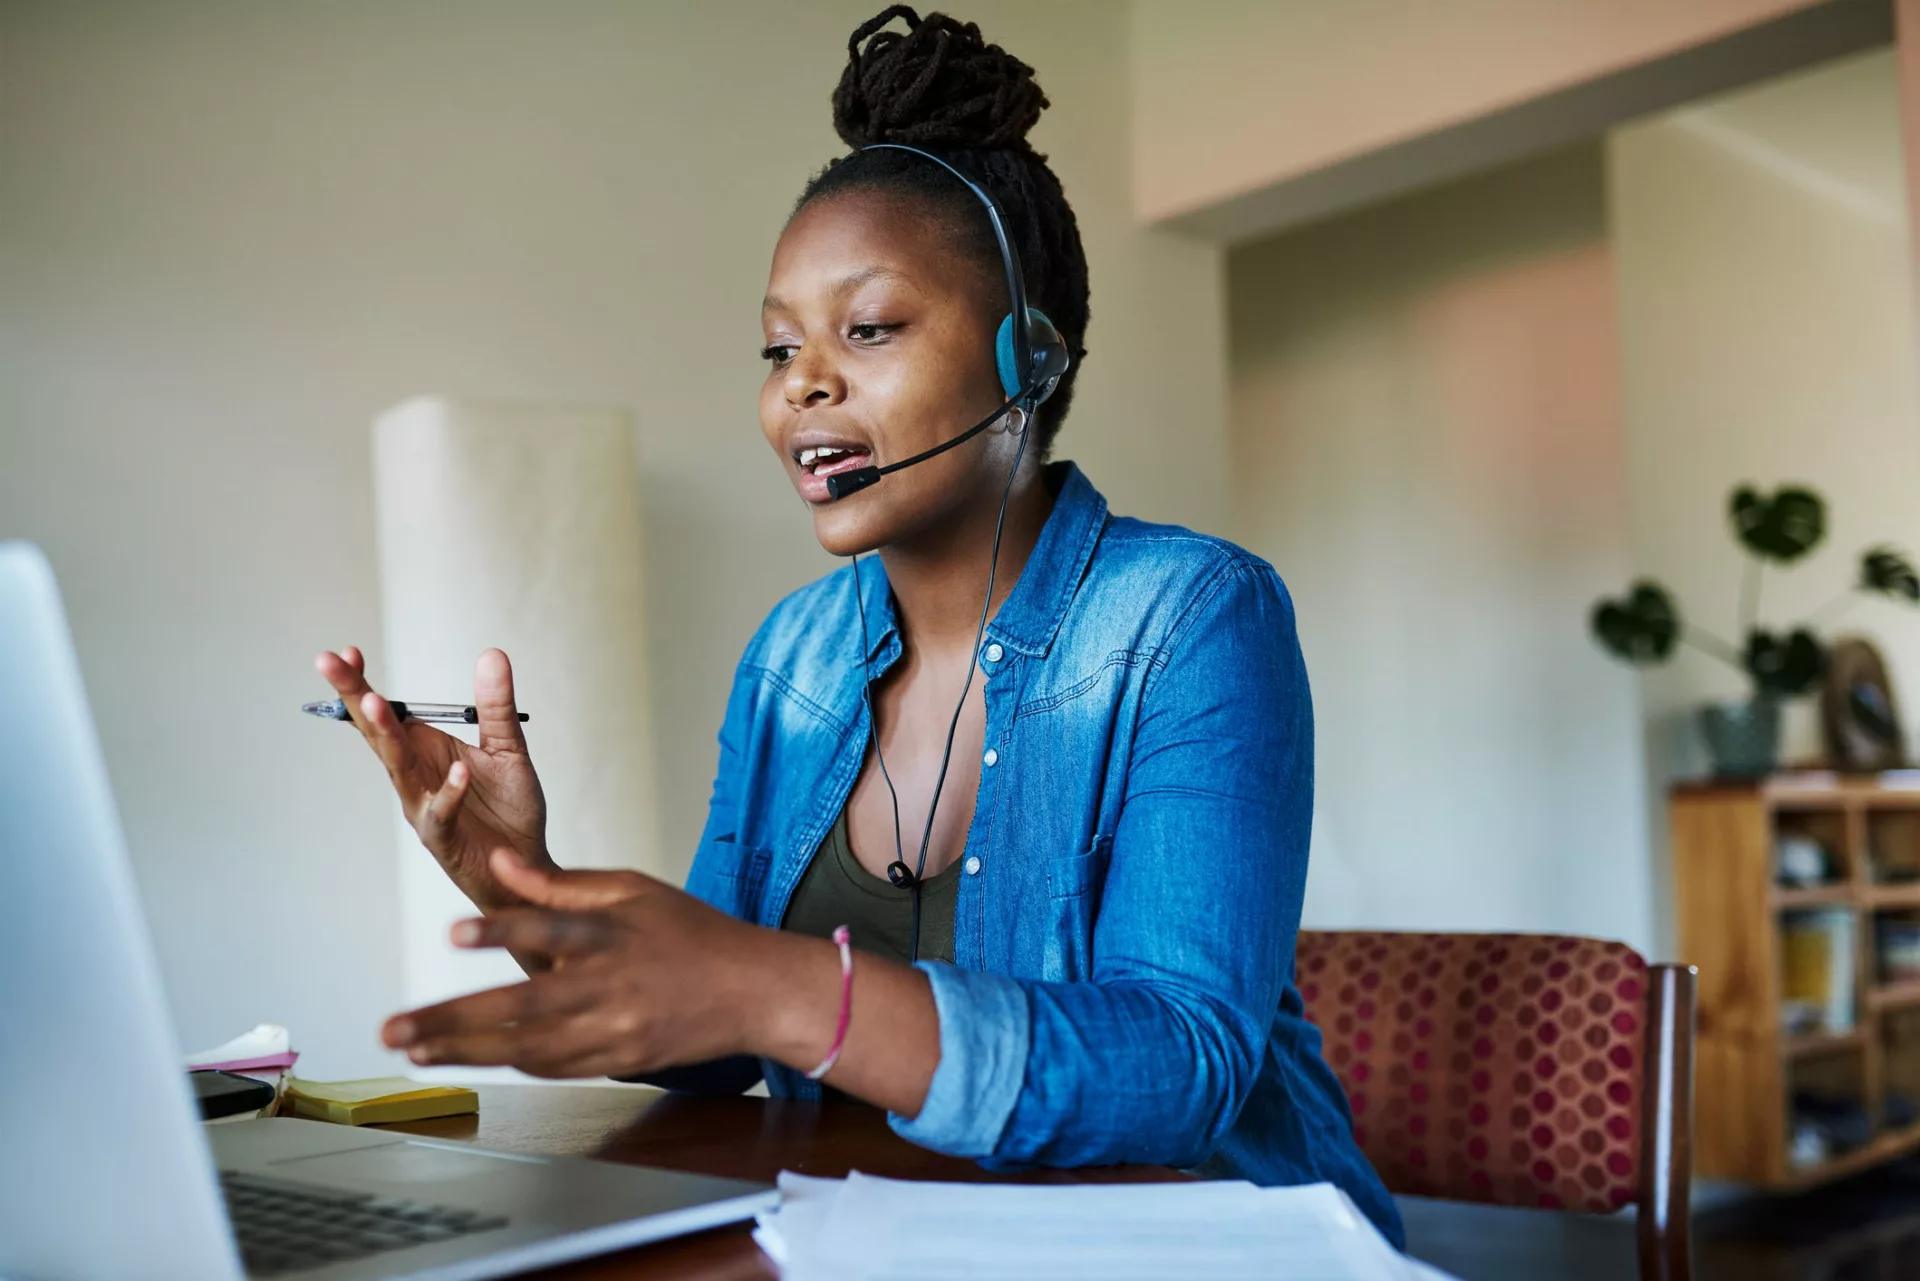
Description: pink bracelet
806,925,853,1081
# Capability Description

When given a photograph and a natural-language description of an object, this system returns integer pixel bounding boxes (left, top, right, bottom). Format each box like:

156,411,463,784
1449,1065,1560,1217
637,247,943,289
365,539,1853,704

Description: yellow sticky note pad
284,1076,479,1126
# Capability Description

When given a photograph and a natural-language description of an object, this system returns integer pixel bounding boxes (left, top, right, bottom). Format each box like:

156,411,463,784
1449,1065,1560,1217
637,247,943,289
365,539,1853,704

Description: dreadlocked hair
795,5,1091,455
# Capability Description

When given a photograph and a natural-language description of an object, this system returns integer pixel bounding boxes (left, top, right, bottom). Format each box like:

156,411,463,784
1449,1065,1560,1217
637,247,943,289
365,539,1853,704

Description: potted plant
1590,484,1920,777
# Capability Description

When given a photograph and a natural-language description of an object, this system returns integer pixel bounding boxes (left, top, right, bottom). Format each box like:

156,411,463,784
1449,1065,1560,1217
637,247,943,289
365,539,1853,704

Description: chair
1295,931,1696,1281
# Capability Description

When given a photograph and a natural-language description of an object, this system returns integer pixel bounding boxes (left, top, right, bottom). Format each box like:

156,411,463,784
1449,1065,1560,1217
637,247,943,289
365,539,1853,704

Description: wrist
464,844,553,911
732,927,842,1068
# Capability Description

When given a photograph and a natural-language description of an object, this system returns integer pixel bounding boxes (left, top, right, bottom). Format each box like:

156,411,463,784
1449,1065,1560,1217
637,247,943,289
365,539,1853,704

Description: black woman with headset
315,6,1401,1245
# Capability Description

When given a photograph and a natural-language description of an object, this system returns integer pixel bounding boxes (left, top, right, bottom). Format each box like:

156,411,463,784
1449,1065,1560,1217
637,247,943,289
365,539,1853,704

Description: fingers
394,1012,625,1078
316,649,424,804
383,975,602,1050
316,649,423,789
359,690,431,807
317,648,460,827
448,907,616,958
417,760,470,842
472,649,528,754
384,981,625,1077
314,649,372,705
490,848,649,910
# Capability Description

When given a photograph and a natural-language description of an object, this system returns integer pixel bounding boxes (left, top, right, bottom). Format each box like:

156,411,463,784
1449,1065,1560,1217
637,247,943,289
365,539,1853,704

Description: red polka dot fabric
1295,931,1648,1214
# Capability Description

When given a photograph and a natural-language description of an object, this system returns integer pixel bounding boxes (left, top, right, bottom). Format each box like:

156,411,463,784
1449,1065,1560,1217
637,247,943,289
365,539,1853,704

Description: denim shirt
683,462,1401,1246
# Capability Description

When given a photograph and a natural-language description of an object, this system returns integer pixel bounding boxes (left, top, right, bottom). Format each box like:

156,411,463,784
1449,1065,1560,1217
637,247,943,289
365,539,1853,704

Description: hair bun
832,6,1049,152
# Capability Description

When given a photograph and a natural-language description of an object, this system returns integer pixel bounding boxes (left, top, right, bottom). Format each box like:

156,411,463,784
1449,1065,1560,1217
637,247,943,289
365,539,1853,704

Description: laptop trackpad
273,1140,548,1185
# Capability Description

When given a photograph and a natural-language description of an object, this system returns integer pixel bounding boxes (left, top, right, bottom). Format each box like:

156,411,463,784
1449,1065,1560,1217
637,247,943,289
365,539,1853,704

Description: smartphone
190,1069,277,1121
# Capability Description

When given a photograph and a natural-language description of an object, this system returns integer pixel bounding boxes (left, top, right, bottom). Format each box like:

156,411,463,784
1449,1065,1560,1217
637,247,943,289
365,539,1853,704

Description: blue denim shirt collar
851,461,1109,667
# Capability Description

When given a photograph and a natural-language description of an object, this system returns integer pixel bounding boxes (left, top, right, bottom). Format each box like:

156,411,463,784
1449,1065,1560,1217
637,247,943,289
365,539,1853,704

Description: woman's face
760,191,1024,557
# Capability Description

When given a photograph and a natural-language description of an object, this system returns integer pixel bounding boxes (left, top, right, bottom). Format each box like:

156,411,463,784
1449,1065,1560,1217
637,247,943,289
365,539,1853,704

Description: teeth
798,446,853,470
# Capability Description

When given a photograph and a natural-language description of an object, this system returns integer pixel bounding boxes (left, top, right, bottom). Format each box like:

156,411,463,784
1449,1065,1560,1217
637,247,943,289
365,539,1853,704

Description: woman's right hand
314,646,550,911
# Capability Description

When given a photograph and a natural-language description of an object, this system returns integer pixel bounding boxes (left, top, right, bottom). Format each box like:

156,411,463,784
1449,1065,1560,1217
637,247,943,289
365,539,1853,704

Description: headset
822,144,1070,502
826,141,1072,961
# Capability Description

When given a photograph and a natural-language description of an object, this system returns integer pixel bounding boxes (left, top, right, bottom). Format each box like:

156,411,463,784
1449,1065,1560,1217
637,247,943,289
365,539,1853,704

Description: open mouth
795,444,873,479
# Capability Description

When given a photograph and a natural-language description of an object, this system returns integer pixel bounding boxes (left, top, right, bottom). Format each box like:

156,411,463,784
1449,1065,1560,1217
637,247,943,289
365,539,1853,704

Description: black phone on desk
190,1069,276,1120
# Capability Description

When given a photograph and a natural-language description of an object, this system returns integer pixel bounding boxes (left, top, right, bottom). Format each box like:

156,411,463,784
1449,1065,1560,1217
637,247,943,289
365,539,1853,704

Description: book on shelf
1781,909,1855,1035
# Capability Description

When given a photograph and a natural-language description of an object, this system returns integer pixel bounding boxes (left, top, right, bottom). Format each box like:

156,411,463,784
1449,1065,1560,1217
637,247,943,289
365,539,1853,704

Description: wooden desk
381,1084,1647,1280
381,1084,1182,1279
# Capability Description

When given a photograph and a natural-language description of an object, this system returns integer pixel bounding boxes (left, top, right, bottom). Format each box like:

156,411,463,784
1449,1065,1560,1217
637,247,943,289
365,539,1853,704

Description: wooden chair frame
1638,962,1697,1281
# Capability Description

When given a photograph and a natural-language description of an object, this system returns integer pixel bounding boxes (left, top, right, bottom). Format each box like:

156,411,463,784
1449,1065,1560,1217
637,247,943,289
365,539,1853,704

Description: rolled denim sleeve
891,561,1310,1167
890,963,1032,1154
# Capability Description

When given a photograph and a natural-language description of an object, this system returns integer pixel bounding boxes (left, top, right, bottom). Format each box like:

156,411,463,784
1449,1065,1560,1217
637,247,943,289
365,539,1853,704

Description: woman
315,6,1400,1246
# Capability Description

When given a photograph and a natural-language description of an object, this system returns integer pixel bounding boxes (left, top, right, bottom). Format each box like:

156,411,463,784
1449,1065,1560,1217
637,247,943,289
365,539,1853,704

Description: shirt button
964,856,982,876
983,643,1004,663
983,748,999,767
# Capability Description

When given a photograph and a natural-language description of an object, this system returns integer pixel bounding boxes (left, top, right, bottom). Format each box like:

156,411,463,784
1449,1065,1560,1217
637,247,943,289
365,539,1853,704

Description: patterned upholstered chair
1296,932,1696,1281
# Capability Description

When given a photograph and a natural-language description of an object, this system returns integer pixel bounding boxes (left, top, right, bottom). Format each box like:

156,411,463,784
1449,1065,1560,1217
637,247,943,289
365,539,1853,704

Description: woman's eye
760,344,796,366
848,323,898,344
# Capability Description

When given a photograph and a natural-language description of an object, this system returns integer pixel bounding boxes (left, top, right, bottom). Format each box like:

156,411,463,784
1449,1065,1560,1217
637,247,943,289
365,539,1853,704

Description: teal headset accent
996,308,1062,400
858,143,1069,408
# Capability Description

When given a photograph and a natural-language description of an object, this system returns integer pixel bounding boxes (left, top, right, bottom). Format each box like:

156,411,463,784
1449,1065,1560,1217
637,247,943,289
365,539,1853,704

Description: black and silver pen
301,699,529,725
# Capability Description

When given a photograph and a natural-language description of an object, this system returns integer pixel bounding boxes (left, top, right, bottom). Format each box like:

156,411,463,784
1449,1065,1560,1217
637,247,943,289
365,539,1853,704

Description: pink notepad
192,1050,299,1073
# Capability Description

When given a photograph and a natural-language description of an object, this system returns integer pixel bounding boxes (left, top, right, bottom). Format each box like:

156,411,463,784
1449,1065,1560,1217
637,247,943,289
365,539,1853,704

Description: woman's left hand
381,849,777,1078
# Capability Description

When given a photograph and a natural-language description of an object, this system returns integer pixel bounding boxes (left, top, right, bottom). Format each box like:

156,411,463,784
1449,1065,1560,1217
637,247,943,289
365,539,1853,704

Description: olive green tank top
781,807,959,966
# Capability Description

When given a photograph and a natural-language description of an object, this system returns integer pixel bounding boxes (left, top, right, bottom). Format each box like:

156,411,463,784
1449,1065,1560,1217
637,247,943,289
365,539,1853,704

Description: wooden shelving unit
1782,1028,1867,1058
1866,883,1920,910
1869,981,1920,1012
1772,884,1855,910
1673,775,1920,1187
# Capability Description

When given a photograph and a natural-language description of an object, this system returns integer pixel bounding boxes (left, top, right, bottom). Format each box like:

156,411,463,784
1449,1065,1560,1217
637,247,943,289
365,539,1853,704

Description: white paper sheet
754,1171,1455,1281
372,397,658,1010
183,1023,290,1068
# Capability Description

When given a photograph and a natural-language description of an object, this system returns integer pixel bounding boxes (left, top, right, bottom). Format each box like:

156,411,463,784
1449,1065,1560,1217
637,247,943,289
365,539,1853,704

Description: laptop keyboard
221,1170,509,1276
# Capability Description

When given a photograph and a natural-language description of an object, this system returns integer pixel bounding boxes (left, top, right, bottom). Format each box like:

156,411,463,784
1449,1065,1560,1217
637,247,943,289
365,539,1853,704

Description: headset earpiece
996,307,1070,404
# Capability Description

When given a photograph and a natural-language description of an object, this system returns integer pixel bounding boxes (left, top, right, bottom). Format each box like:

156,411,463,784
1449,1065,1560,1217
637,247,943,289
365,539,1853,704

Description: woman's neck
877,462,1055,658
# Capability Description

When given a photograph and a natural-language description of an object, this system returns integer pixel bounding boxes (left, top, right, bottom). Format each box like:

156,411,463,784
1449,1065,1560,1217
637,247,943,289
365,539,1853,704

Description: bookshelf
1673,775,1920,1187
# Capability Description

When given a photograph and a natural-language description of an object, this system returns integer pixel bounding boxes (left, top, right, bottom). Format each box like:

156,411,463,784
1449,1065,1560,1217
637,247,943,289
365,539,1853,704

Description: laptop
0,542,777,1280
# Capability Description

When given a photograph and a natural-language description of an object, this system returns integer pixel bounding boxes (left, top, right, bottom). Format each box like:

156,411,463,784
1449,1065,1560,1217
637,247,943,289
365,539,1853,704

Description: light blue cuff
887,961,1030,1158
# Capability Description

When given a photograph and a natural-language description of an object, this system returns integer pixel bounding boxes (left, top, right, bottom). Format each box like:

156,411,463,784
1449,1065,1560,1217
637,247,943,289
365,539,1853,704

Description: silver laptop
0,542,776,1280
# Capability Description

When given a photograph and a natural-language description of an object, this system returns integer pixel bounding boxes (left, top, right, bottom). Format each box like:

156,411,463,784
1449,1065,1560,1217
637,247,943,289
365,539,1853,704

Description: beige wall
1610,48,1920,948
1228,144,1653,950
0,0,1225,1074
1131,0,1830,232
1225,46,1919,959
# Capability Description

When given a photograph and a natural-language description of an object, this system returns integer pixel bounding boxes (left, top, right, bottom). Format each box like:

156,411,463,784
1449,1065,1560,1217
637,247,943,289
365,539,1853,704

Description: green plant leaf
1730,484,1825,563
1591,581,1680,664
1861,546,1920,601
1744,627,1826,696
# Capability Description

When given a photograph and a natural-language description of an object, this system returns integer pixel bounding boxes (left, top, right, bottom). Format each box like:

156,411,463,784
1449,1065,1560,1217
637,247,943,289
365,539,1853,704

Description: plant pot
1698,696,1782,778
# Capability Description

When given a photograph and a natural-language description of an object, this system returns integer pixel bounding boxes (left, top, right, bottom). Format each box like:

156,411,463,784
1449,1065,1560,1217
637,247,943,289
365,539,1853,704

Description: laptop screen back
0,543,243,1280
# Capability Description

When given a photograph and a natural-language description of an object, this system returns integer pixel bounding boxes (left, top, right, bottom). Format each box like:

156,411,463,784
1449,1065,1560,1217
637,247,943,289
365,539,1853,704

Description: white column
372,396,658,1010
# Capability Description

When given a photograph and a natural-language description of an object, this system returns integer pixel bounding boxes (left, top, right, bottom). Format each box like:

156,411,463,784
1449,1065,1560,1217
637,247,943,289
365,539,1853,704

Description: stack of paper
753,1172,1455,1281
284,1077,479,1126
185,1024,300,1119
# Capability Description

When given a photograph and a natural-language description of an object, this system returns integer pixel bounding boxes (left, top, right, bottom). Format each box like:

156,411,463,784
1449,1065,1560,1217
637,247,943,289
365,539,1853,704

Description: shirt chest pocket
1042,833,1112,983
697,836,775,924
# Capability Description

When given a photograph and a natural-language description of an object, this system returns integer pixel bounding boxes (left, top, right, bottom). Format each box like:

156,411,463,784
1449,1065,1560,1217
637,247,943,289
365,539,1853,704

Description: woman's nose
785,350,846,412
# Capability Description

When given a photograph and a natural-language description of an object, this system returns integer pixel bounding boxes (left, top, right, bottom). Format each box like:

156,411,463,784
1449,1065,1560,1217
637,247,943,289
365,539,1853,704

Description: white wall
1228,144,1654,952
1610,48,1920,948
0,0,1225,1075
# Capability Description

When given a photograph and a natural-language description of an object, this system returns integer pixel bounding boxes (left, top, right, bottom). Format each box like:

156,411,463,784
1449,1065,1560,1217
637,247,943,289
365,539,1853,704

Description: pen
301,699,529,725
